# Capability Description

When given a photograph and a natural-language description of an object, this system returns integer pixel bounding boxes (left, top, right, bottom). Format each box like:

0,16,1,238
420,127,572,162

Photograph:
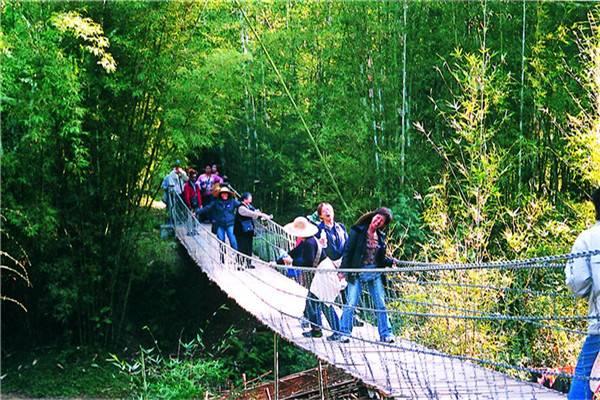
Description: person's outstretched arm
238,206,272,220
196,201,214,217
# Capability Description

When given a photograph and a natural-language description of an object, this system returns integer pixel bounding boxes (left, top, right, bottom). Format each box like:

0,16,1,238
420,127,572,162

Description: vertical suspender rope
273,333,279,400
236,2,350,213
518,0,526,192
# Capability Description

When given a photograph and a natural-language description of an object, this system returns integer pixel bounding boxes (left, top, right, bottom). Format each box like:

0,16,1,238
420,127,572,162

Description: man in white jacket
161,160,188,225
566,188,600,400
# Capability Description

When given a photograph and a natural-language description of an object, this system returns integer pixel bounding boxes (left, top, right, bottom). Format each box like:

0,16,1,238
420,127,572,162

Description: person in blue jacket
197,186,240,250
316,202,348,263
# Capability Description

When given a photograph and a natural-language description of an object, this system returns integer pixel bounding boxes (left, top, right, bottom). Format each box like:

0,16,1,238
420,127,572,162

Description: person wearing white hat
197,186,240,250
280,217,332,338
566,188,600,399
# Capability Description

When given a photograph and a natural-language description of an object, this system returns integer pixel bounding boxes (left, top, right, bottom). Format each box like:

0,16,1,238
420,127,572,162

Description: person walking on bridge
281,217,336,338
183,169,202,218
566,188,600,400
198,165,220,210
333,207,397,343
317,203,348,264
161,160,188,197
197,186,240,250
315,203,348,333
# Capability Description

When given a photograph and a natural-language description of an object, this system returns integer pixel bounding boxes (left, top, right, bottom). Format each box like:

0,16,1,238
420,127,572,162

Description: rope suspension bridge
168,193,598,399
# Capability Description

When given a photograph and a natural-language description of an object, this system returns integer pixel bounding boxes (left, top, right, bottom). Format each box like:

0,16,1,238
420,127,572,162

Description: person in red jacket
183,169,202,217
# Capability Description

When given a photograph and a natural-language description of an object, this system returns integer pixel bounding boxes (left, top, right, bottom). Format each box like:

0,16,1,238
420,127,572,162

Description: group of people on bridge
161,160,272,260
163,163,600,399
277,205,397,344
162,160,397,344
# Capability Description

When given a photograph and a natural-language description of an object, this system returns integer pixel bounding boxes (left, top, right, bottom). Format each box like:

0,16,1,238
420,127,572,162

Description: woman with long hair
332,207,397,343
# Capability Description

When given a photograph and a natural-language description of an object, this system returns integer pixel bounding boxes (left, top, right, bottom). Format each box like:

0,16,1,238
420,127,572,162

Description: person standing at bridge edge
161,160,188,224
235,192,272,267
332,207,397,344
566,188,600,400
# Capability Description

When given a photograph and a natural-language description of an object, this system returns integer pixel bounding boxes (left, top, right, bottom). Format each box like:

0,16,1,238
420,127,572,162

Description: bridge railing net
170,193,599,397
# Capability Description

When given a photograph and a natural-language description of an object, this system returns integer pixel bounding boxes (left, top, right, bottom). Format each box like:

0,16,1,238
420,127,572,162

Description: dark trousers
237,233,253,267
237,233,253,257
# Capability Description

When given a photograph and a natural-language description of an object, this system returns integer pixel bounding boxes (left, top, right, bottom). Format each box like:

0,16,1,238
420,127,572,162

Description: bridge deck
175,225,566,399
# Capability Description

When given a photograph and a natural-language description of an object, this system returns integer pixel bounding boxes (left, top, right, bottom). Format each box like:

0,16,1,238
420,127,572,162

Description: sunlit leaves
564,9,600,186
51,11,116,73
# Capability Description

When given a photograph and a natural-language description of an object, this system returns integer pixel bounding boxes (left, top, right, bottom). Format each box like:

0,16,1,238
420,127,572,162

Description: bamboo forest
2,1,600,399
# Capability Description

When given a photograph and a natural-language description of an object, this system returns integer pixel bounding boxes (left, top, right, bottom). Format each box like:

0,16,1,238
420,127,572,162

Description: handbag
310,257,347,303
240,219,254,234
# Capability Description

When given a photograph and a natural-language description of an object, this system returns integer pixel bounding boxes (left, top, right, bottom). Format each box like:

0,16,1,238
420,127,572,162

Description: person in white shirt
161,160,188,224
161,160,188,196
566,188,600,399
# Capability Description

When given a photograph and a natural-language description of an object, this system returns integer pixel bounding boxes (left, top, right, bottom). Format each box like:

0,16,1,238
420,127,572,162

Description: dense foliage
2,0,600,395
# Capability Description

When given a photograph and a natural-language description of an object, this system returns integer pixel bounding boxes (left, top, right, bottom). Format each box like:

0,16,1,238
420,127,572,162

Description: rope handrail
243,268,591,323
263,256,593,273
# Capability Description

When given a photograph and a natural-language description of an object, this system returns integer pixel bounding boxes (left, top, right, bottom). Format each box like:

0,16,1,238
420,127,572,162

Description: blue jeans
323,303,340,332
569,334,600,399
216,225,238,250
305,292,340,332
340,275,392,340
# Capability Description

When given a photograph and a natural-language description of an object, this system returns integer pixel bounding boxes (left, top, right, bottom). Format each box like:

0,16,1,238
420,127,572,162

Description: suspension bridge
169,194,597,399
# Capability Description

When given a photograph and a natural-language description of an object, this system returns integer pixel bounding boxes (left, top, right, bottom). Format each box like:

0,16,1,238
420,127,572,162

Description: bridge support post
317,359,325,400
273,333,279,400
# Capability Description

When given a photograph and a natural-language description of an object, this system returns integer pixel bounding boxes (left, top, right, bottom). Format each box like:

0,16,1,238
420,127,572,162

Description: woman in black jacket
332,207,396,343
281,217,335,338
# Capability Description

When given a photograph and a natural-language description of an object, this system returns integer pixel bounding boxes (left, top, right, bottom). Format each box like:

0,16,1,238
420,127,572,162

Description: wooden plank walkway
175,225,566,399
